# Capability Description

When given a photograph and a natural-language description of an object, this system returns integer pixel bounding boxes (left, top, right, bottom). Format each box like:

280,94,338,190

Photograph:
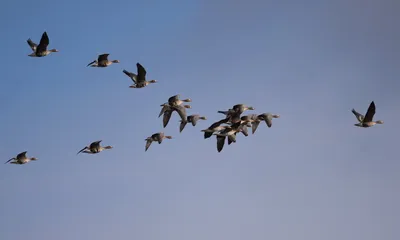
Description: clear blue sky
1,0,399,239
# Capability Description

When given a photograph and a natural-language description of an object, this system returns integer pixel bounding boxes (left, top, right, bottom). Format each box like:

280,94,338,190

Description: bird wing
136,63,147,82
122,70,137,83
173,105,187,122
163,109,173,128
27,39,37,51
17,151,28,160
86,60,96,67
264,116,272,128
216,135,226,152
251,121,260,134
190,115,199,126
363,101,376,122
89,140,102,150
77,146,88,155
145,139,153,151
179,120,188,132
98,54,109,62
351,109,364,123
4,157,15,164
36,32,49,52
240,125,249,136
159,105,170,118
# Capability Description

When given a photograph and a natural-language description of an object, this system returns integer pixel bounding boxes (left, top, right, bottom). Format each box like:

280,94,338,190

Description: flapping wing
251,121,260,134
173,105,187,122
98,54,109,62
216,136,226,152
159,105,170,118
36,32,49,52
17,151,27,159
264,116,272,128
145,139,152,151
163,110,172,128
190,115,199,126
204,131,213,139
363,101,376,122
123,70,137,83
89,140,102,150
77,146,88,155
87,60,96,67
4,157,15,164
136,63,146,82
179,120,188,132
352,109,364,122
27,38,37,51
241,125,249,136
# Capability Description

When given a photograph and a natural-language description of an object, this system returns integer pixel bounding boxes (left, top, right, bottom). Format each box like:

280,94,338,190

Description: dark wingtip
204,132,212,139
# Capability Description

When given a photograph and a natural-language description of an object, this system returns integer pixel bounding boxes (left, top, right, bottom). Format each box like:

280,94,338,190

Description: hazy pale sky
1,0,399,240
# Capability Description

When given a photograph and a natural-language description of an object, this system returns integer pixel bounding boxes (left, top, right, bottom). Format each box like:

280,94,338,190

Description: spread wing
36,32,49,52
264,116,272,128
17,151,28,159
5,157,15,164
216,136,226,152
363,101,376,122
145,139,153,151
251,121,260,134
136,63,146,82
123,70,137,83
352,109,364,122
89,140,102,149
159,104,170,118
27,39,37,51
240,125,249,136
190,115,199,126
163,109,173,128
204,131,213,139
98,54,109,62
179,120,188,132
87,60,96,67
173,105,187,122
77,146,88,155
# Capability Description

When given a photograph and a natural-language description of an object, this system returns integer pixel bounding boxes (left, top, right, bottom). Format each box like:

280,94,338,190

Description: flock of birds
5,31,385,165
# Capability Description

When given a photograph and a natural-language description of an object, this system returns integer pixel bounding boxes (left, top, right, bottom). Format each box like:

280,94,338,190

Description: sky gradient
1,0,399,240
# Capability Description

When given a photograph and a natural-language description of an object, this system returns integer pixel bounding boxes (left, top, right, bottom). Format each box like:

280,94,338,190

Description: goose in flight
27,31,59,57
201,118,230,139
87,54,120,67
145,132,172,151
218,104,255,116
240,114,260,134
162,104,189,128
179,114,207,132
353,101,384,128
167,94,192,107
77,140,113,154
159,103,191,118
5,151,38,164
257,113,280,128
123,63,157,88
214,122,248,152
